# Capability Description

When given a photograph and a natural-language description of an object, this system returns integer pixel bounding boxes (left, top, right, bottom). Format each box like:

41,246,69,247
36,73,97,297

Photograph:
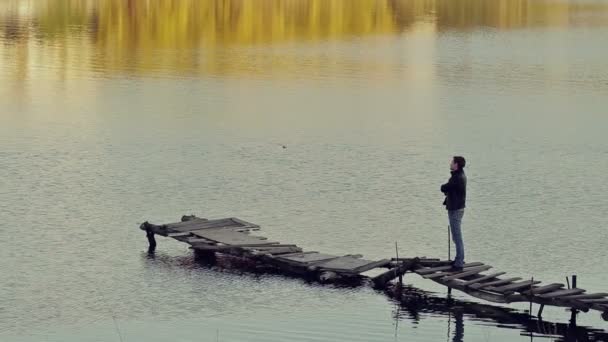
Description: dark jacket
441,169,467,211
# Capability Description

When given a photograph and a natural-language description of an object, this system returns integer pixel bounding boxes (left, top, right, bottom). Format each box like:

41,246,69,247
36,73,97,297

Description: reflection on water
1,0,608,79
390,285,608,342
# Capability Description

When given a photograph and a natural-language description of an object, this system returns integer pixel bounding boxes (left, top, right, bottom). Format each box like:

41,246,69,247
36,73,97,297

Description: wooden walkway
140,215,608,321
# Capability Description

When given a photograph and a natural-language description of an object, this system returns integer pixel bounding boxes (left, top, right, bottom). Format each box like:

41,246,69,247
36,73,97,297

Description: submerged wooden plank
470,277,522,290
460,272,506,286
190,228,277,246
415,262,484,275
440,266,493,281
538,288,586,299
488,280,541,294
522,283,564,295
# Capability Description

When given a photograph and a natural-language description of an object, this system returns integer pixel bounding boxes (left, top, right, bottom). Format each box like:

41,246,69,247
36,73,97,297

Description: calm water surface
1,1,608,341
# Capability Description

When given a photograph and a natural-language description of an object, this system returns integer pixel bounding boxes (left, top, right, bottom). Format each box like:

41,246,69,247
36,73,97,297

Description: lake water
1,1,608,341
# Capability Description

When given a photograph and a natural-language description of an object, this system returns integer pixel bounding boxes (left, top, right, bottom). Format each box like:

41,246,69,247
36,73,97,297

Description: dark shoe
451,265,464,272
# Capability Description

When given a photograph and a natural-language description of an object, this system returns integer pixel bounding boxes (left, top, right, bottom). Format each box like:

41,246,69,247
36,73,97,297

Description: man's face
450,159,458,171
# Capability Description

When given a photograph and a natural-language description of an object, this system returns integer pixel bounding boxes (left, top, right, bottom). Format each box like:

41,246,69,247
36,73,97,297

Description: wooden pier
140,215,608,321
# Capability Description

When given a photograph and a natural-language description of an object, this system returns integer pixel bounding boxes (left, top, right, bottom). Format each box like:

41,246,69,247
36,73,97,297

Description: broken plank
560,293,608,300
168,232,192,238
351,259,392,273
487,280,542,294
460,272,506,286
275,252,340,265
470,277,522,290
415,262,484,275
423,265,490,279
579,298,608,304
190,228,278,246
522,283,564,295
538,288,586,299
187,238,215,244
440,266,493,281
244,246,303,255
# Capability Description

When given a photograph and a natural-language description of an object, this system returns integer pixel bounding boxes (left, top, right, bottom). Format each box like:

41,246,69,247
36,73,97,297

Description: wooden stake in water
529,277,534,318
448,225,451,261
395,242,402,286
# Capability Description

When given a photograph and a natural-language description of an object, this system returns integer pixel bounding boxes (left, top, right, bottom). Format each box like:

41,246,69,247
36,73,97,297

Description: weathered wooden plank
244,246,303,255
469,277,523,290
168,232,192,238
276,252,340,265
187,238,215,244
559,293,608,300
538,288,586,299
460,272,506,286
415,262,484,275
229,217,260,228
313,256,382,273
579,298,608,304
371,259,418,288
191,243,294,252
189,228,277,246
440,266,493,281
423,265,489,279
165,219,211,232
487,280,541,294
422,265,492,279
351,259,392,273
522,283,564,295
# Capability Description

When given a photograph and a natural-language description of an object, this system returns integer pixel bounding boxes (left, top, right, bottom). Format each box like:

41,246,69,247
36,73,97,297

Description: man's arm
441,176,455,193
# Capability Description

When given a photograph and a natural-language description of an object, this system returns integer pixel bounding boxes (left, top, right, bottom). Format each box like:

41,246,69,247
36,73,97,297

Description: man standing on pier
441,156,467,271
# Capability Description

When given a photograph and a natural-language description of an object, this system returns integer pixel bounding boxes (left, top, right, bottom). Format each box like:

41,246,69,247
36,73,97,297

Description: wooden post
146,228,156,253
447,225,451,261
447,225,452,297
571,275,578,319
395,242,402,286
529,277,534,318
537,304,545,318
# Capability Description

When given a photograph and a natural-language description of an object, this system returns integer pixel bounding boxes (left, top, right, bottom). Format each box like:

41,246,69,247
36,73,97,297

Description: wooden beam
487,280,541,294
351,259,392,274
440,266,493,281
371,259,418,288
168,232,192,238
538,288,586,299
579,298,608,304
460,272,506,286
522,283,564,295
469,277,522,290
415,262,484,275
560,293,608,300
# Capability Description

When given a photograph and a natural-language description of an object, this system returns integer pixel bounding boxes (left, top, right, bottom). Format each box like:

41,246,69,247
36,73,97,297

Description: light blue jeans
448,209,465,267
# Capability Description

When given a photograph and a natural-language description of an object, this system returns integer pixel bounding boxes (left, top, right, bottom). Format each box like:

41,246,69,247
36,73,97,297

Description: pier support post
529,277,534,318
537,304,545,318
570,274,578,325
146,227,156,253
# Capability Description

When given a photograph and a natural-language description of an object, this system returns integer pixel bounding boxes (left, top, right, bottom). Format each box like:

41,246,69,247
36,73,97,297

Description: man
441,156,467,271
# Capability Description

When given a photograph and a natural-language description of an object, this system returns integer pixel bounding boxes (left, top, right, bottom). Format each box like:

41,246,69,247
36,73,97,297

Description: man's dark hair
453,156,466,169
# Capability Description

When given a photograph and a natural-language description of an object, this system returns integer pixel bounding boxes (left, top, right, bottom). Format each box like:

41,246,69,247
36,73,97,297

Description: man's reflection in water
447,310,464,342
